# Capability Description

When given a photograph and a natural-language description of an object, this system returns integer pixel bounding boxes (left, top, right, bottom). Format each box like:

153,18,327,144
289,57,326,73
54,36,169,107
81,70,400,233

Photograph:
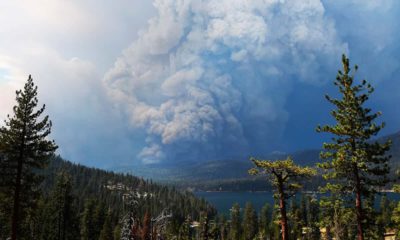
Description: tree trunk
354,167,364,240
278,179,289,240
351,138,364,240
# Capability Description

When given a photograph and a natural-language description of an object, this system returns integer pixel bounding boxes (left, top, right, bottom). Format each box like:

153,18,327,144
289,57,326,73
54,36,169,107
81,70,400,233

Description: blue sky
0,0,399,168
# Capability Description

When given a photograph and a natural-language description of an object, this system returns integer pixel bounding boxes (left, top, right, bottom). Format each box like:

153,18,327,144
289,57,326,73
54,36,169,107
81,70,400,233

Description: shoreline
195,190,397,193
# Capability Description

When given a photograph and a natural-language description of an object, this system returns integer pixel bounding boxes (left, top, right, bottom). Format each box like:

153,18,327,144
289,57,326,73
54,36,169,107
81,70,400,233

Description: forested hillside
1,155,215,239
42,155,214,216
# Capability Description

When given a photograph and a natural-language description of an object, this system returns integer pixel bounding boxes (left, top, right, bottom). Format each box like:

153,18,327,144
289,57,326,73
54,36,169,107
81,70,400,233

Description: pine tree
307,196,320,240
270,203,281,240
0,188,11,238
218,214,228,240
392,202,400,238
178,216,191,240
200,211,209,240
209,220,219,240
258,203,271,239
300,195,308,227
378,197,397,234
57,172,75,240
394,184,400,193
29,196,47,239
0,75,57,240
94,202,107,239
43,172,77,240
242,202,257,240
319,193,356,240
80,199,97,240
229,203,241,240
99,212,114,240
317,54,391,240
288,198,301,239
114,224,121,240
249,157,316,240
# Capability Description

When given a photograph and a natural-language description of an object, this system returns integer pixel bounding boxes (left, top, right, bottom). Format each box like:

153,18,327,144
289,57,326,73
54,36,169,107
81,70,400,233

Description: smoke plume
104,0,347,163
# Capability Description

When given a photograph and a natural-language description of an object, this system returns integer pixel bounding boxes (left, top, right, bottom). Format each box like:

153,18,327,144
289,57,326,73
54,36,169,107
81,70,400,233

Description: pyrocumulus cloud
104,0,347,163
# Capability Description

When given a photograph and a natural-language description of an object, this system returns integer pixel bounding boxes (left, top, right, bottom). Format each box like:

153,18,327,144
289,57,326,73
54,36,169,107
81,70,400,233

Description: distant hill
111,131,400,191
376,131,400,171
110,150,321,184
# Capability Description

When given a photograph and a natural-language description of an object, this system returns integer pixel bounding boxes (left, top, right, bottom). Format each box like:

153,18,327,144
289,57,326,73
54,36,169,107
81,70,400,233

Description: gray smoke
103,0,347,163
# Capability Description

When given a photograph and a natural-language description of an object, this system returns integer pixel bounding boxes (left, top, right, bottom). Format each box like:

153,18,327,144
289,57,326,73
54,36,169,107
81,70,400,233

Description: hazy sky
0,0,399,168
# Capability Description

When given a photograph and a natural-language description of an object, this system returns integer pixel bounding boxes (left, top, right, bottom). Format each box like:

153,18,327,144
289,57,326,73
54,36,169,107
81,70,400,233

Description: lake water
196,191,275,215
195,191,400,215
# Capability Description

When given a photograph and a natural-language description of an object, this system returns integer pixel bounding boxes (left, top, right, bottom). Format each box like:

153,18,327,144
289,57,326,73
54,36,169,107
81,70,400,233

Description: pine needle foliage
249,157,315,240
249,157,316,198
316,54,391,240
0,75,57,239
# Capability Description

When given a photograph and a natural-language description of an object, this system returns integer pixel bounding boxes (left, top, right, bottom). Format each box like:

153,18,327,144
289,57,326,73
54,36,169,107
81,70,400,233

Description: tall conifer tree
317,54,391,240
229,203,241,240
242,202,257,240
0,75,57,240
40,172,77,240
200,211,209,240
392,202,400,238
99,212,114,240
249,157,315,240
258,203,272,239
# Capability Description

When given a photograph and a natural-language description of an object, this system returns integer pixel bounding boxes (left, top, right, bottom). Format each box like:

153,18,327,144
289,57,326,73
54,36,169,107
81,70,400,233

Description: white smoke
103,0,347,163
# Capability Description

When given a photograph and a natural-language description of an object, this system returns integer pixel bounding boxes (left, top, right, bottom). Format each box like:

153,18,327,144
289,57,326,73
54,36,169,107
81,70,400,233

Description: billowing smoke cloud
104,0,347,164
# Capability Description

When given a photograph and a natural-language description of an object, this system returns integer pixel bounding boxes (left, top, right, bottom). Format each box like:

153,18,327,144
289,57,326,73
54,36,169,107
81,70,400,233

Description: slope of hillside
42,155,215,219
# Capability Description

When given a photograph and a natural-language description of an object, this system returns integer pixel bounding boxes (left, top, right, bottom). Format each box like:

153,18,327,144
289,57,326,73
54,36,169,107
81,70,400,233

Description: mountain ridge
110,131,400,190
